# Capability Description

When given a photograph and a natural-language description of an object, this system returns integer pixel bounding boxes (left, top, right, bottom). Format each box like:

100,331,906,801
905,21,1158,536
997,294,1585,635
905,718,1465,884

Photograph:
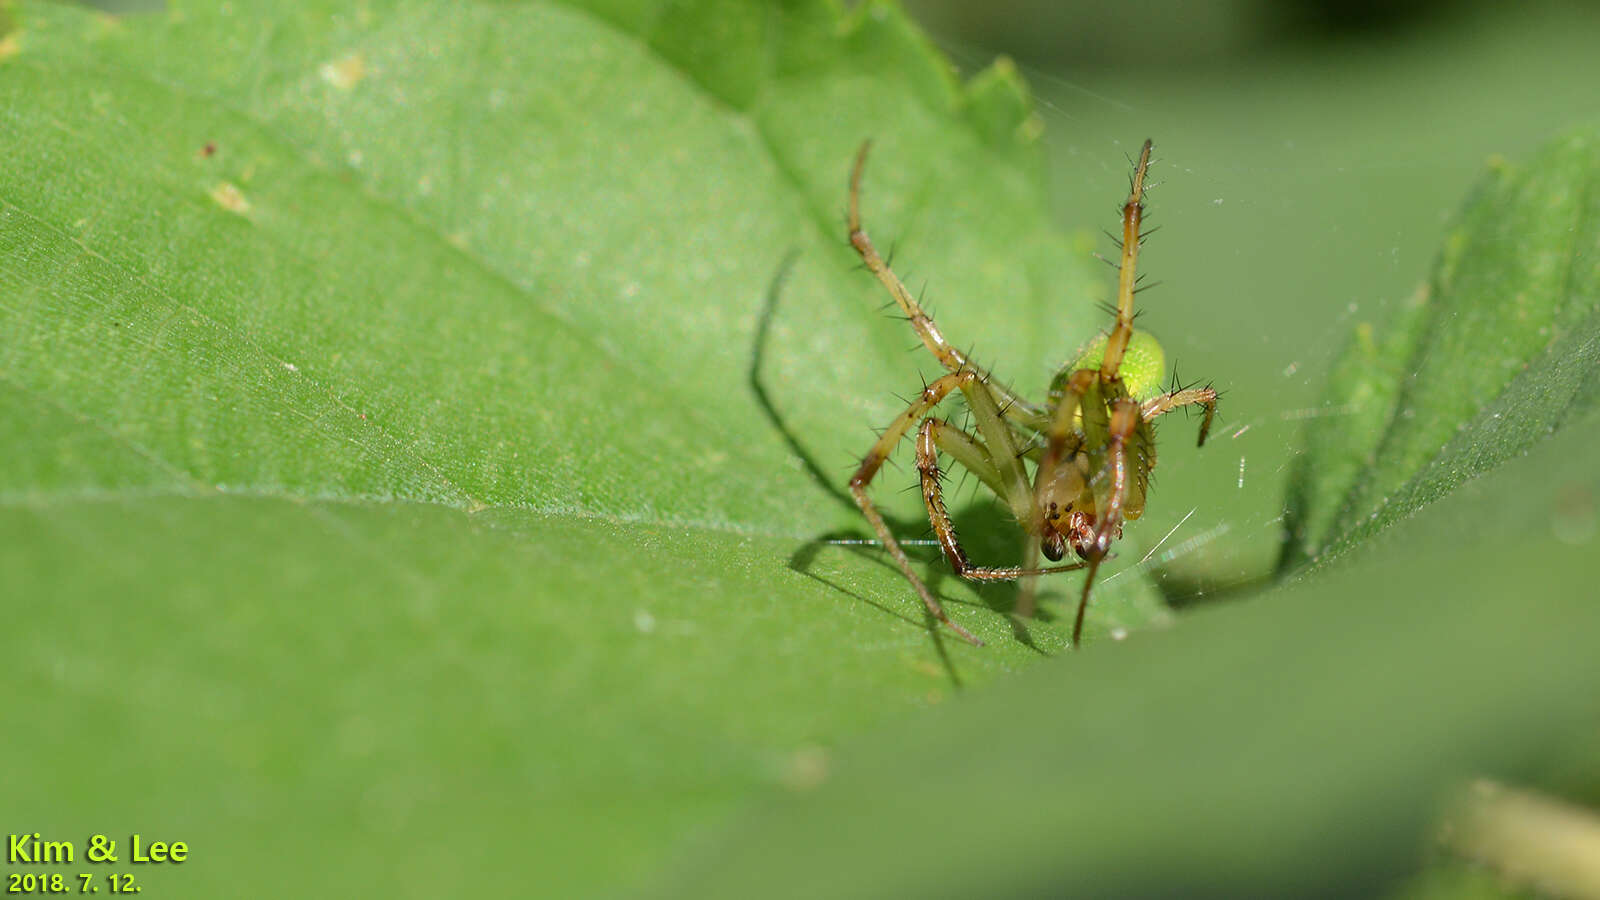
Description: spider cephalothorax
846,139,1216,647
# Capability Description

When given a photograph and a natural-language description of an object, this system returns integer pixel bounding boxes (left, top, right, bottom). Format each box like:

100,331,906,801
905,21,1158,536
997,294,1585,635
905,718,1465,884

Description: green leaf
9,1,1597,896
636,126,1600,900
1,1,1164,896
1282,127,1600,569
647,335,1600,900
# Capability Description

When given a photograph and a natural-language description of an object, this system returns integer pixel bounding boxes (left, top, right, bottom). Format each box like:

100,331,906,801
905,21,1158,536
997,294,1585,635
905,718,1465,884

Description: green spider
846,139,1217,647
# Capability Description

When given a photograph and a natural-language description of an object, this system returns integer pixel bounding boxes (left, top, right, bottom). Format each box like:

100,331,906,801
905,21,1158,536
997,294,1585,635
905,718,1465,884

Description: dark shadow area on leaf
786,531,965,687
939,498,1061,627
787,532,927,629
786,506,1053,662
1156,566,1279,611
749,248,858,513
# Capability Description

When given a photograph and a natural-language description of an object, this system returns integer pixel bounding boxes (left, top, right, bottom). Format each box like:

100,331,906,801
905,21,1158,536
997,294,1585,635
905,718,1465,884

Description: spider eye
1041,532,1066,562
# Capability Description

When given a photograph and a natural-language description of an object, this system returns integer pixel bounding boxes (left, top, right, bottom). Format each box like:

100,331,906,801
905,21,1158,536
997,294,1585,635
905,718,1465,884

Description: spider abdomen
1054,330,1167,401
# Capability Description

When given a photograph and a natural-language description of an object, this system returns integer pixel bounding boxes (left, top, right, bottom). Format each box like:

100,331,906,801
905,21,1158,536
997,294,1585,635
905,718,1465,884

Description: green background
3,1,1596,897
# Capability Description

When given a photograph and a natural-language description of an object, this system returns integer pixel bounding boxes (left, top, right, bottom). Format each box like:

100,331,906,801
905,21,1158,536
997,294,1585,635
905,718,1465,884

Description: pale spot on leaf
633,609,656,634
780,746,830,791
208,181,250,215
319,52,367,90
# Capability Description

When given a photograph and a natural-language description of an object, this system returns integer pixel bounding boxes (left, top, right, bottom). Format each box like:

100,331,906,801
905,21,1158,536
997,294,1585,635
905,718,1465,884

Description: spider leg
1014,538,1045,620
1141,386,1219,447
1040,370,1095,485
959,366,1037,527
847,141,1044,421
1099,139,1153,383
1095,398,1144,557
916,419,1088,583
921,417,1008,500
850,370,988,645
1073,557,1104,649
1073,397,1143,646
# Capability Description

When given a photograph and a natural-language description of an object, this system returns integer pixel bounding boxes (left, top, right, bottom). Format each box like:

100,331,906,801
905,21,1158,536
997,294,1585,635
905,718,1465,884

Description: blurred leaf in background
1285,129,1600,569
909,0,1523,67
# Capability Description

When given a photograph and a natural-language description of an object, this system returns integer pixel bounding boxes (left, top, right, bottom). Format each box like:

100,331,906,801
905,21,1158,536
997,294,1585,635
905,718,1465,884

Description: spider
846,139,1217,647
